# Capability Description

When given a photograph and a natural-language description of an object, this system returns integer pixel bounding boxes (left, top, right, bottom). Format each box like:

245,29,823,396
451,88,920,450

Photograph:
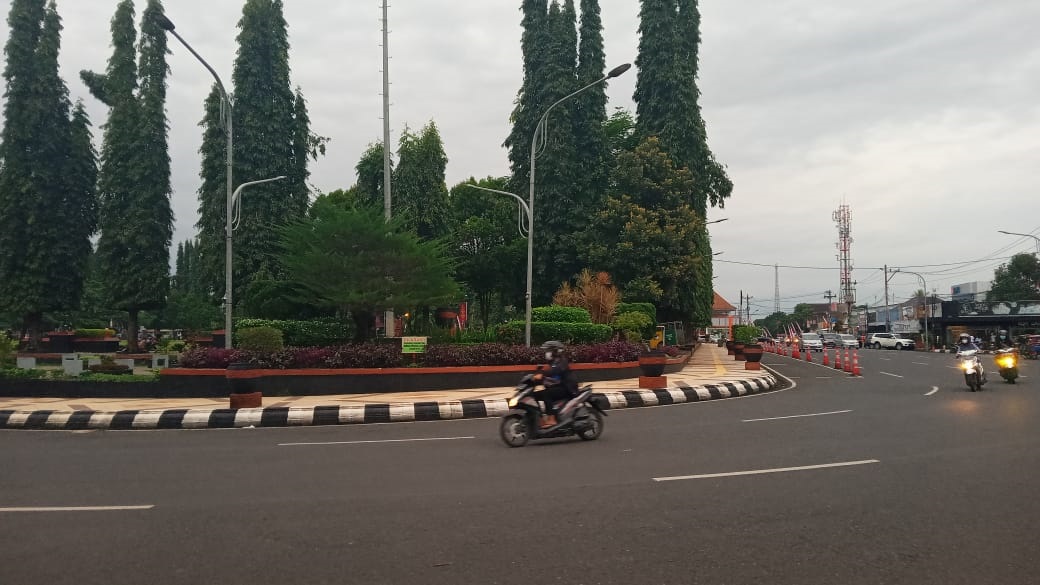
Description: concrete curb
0,372,779,431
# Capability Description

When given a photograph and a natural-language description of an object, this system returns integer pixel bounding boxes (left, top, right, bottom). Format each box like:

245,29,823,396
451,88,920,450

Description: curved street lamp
156,13,236,348
525,63,632,346
997,230,1040,255
893,269,930,351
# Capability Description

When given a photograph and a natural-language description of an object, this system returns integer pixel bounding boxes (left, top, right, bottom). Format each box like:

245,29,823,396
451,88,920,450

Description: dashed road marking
880,372,904,378
925,386,939,396
653,459,880,482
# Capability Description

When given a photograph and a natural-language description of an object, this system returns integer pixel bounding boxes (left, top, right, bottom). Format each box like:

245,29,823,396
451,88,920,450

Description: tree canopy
989,253,1040,302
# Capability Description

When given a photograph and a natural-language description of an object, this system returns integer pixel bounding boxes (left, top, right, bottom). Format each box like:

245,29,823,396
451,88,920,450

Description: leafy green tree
354,143,390,210
0,0,97,349
603,107,638,161
580,137,708,323
196,0,322,299
393,121,450,240
989,253,1040,301
756,311,791,337
634,0,732,326
573,0,609,213
278,205,459,341
448,177,527,332
81,0,173,353
194,85,227,297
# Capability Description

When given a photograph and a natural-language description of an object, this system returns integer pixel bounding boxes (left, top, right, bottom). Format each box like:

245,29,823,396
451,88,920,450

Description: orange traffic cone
823,349,830,366
852,349,861,376
805,345,812,362
792,344,801,359
835,348,843,370
844,348,853,374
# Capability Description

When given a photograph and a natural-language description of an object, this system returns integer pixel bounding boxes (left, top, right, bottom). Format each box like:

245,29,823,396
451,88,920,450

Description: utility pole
739,290,743,325
824,290,836,303
883,264,891,332
746,295,753,325
381,0,392,221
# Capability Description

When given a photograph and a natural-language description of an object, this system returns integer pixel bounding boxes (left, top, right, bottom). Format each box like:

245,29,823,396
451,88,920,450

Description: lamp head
607,63,632,78
156,13,176,32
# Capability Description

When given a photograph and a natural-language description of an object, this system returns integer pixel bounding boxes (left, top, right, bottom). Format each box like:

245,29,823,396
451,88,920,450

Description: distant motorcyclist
533,341,578,429
956,334,979,354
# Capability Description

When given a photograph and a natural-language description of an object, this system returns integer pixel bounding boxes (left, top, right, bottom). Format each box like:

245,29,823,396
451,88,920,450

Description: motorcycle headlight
960,361,971,371
507,397,519,408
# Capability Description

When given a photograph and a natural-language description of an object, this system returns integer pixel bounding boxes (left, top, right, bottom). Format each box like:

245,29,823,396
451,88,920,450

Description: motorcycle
957,349,987,392
994,348,1018,384
499,373,606,447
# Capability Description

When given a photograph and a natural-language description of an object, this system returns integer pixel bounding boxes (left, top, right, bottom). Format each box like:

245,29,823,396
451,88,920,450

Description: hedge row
233,318,351,347
176,341,644,369
616,302,656,325
531,306,592,323
496,321,613,345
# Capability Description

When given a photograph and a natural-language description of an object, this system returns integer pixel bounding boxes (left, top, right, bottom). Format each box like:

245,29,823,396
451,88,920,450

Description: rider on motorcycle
533,341,578,429
956,333,979,353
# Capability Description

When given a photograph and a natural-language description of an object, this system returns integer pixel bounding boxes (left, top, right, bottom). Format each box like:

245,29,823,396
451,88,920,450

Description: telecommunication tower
833,204,855,331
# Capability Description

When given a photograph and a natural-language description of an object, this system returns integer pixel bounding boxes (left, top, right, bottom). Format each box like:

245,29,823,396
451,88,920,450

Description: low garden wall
0,353,690,399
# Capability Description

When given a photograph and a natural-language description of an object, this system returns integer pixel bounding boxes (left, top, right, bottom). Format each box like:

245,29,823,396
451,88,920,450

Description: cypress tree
195,85,227,297
229,0,305,286
354,142,391,209
392,121,450,241
573,0,608,205
0,0,95,347
81,0,173,352
504,0,549,200
633,0,731,326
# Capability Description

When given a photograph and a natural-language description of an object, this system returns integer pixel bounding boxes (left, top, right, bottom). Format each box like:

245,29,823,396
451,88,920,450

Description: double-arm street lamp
156,14,237,348
893,268,930,351
997,230,1040,255
523,63,632,346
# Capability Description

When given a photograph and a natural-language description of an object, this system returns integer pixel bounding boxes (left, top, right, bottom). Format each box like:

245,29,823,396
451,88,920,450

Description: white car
799,333,824,352
868,333,916,350
837,334,860,349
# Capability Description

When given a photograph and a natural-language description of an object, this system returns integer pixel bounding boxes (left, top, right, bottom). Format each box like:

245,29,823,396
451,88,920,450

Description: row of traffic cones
765,342,860,376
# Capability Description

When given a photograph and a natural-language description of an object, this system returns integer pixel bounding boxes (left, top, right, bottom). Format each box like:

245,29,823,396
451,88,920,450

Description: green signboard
401,336,428,354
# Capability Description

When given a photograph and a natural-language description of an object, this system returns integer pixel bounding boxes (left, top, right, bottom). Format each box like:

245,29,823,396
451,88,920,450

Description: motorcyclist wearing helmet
533,341,579,429
956,333,979,354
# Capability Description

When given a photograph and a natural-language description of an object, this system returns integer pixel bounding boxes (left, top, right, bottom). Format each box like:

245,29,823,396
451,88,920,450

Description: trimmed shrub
238,327,285,352
0,367,47,380
162,340,186,353
234,318,352,347
532,305,593,323
616,302,656,326
177,348,244,369
0,333,16,368
732,325,760,345
74,328,116,338
612,311,654,341
496,321,612,345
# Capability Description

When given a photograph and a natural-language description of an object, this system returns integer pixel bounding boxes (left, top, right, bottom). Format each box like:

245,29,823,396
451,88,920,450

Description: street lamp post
462,184,530,238
156,14,236,348
525,62,631,347
997,230,1040,255
894,269,929,351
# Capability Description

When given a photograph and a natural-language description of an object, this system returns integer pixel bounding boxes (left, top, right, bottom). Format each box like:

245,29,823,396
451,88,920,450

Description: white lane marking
880,358,892,361
278,436,475,447
815,376,832,379
946,366,961,370
880,371,904,378
925,386,939,396
743,409,852,423
0,505,154,513
653,459,880,482
913,362,929,365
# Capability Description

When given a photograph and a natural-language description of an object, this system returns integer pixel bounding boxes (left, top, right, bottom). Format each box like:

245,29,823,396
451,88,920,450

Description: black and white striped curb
0,373,778,430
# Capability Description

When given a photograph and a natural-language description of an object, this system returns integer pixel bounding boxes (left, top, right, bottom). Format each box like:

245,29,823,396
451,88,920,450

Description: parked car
800,333,824,352
821,332,840,348
868,332,916,350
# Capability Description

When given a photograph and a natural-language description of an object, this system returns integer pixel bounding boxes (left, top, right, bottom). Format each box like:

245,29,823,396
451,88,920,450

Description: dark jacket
544,356,579,395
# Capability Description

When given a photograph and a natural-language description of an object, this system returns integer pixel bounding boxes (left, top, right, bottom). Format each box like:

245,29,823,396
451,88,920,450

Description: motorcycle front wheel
499,414,531,448
576,410,604,441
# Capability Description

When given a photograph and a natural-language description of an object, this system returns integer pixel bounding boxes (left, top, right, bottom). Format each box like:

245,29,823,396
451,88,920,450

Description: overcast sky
2,0,1039,319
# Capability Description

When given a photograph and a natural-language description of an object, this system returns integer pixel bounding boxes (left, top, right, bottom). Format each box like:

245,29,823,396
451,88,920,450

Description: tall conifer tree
81,0,173,352
0,0,97,347
393,122,450,241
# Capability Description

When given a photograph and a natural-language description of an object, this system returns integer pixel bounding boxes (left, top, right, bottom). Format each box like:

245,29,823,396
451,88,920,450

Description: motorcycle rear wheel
499,414,531,448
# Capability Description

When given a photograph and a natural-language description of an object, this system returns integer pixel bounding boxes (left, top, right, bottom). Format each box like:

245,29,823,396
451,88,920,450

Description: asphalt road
2,350,1038,585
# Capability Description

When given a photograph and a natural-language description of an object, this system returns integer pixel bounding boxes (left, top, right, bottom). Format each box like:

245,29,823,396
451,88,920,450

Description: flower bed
177,341,644,370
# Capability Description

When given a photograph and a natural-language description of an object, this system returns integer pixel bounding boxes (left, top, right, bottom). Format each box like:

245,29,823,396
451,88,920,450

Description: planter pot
637,352,667,377
734,342,746,361
743,344,764,365
725,340,735,356
46,333,75,354
226,362,263,408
